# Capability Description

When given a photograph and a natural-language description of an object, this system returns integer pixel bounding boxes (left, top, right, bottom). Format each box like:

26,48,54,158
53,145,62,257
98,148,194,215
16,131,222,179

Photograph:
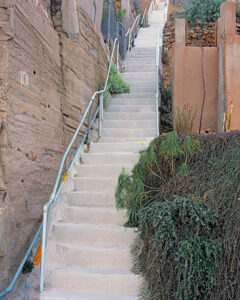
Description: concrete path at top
134,2,168,49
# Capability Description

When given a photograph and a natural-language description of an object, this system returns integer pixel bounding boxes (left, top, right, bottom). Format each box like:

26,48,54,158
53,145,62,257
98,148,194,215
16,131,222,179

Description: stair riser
55,244,132,270
75,165,132,177
103,112,156,120
48,271,139,295
121,74,155,80
80,154,139,165
90,142,150,153
107,105,155,112
102,120,155,129
111,99,155,106
100,137,155,142
127,67,155,72
111,93,155,99
53,225,135,246
67,193,115,207
63,208,126,225
102,128,156,138
129,88,155,93
73,178,117,193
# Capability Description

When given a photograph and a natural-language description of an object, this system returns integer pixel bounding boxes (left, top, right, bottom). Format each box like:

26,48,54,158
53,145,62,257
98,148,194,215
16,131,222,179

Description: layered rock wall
0,0,108,292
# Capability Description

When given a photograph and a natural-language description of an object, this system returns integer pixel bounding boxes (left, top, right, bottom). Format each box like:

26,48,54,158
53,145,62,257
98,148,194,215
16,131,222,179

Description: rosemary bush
116,131,240,299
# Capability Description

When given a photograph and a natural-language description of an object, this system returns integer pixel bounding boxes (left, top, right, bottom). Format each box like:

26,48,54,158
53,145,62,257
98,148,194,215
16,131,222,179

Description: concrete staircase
41,5,167,300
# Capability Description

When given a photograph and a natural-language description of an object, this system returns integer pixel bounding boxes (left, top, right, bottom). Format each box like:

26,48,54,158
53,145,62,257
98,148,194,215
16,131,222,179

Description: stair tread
42,291,138,300
56,242,130,251
55,222,134,230
53,266,137,276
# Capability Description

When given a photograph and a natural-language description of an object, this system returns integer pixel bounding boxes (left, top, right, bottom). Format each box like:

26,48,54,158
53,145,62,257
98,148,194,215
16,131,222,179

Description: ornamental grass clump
116,131,240,299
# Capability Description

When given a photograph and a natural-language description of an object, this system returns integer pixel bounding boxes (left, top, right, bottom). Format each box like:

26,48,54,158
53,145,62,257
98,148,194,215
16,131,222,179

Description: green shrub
108,65,130,94
184,0,224,25
103,87,111,109
116,131,240,299
236,3,240,18
22,260,34,274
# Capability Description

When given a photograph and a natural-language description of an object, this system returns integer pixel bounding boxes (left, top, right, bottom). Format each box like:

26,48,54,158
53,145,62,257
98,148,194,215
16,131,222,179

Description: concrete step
73,177,117,193
111,98,155,106
52,243,132,270
103,111,156,120
102,119,155,129
126,55,155,60
53,223,135,247
47,268,139,296
126,79,156,85
75,164,132,177
63,207,126,225
80,152,139,165
90,141,151,153
128,82,156,88
129,87,156,93
99,136,155,143
111,92,155,99
107,105,155,112
121,72,155,79
67,192,115,207
127,66,155,72
102,128,156,138
41,291,138,300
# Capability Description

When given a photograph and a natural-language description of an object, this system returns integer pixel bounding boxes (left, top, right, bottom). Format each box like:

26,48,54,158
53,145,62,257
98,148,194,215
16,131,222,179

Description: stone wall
76,0,104,30
0,0,108,292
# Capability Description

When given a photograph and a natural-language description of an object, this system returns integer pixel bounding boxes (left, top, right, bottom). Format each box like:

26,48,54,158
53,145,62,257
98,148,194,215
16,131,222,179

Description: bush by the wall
116,131,240,299
108,65,130,94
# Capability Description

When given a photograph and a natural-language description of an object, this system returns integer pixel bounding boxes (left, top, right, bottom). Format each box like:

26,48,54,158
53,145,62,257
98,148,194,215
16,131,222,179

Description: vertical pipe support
107,0,111,47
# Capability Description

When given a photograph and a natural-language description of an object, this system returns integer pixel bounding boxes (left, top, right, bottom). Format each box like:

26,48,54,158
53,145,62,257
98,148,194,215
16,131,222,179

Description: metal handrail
0,224,43,298
125,14,141,52
156,24,161,136
40,37,119,292
0,38,119,299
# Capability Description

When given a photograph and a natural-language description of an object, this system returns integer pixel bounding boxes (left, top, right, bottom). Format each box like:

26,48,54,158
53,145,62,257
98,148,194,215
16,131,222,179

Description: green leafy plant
116,8,127,22
22,260,34,274
115,134,202,226
236,3,240,18
103,87,111,109
184,0,224,25
136,197,221,299
118,132,240,300
108,65,130,94
174,103,197,134
163,88,171,100
175,236,222,299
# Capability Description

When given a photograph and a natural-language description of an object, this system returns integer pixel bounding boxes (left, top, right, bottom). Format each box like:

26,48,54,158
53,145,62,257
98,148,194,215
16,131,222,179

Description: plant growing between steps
103,65,130,108
116,132,202,226
116,131,240,299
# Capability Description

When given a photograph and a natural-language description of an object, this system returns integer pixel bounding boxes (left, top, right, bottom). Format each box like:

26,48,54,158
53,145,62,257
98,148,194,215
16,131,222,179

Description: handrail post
156,24,160,136
107,0,111,47
87,100,94,146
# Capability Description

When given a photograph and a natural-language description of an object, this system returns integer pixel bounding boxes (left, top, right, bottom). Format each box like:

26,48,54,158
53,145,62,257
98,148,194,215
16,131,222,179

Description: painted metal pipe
0,224,43,298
